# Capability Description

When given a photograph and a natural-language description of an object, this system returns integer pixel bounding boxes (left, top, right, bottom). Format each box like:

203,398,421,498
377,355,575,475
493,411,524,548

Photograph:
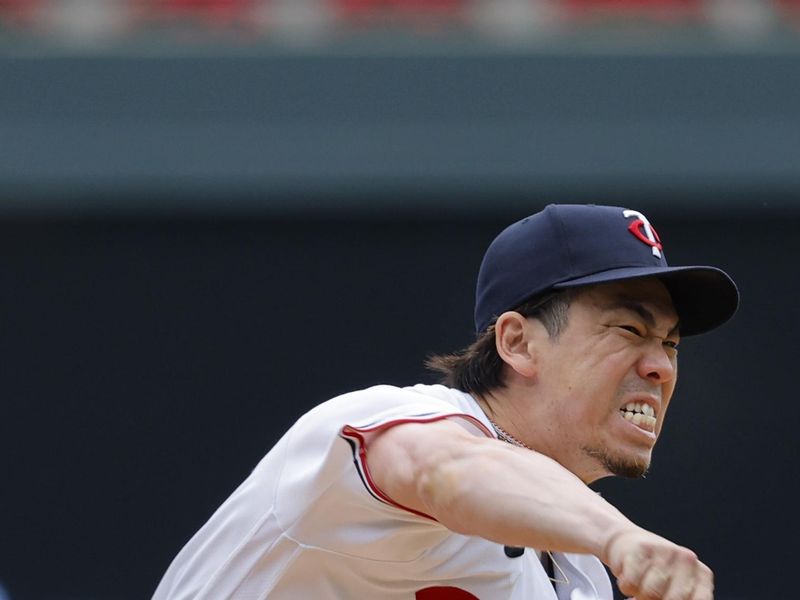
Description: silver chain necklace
489,418,532,450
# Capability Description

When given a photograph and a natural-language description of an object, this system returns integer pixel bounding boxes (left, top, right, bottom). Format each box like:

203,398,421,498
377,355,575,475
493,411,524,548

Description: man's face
530,278,680,482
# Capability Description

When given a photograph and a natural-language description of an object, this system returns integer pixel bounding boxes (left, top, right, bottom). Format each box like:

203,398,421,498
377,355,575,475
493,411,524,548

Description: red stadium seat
0,0,43,26
562,0,703,22
774,0,800,13
337,0,463,8
144,0,259,26
336,0,465,16
563,0,700,7
774,0,800,29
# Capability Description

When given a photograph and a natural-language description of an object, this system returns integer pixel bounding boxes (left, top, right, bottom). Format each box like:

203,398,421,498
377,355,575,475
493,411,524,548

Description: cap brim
552,265,739,337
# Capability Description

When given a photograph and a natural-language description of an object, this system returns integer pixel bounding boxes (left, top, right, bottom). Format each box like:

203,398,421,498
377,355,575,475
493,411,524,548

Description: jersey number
416,587,479,599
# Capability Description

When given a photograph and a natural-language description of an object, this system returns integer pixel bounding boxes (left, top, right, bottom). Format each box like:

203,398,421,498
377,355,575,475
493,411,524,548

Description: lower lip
618,412,657,442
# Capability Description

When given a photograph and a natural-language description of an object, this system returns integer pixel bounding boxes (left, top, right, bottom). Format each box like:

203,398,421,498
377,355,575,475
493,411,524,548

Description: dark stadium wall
0,212,794,600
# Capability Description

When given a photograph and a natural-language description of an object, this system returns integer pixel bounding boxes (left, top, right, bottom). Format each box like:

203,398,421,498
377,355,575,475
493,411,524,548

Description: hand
602,528,714,600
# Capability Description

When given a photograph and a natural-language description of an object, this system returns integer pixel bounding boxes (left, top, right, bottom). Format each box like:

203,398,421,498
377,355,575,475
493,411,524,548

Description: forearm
415,435,635,558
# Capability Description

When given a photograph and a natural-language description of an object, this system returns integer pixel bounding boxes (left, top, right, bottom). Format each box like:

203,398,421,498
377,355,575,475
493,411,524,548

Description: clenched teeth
620,402,657,430
621,401,655,417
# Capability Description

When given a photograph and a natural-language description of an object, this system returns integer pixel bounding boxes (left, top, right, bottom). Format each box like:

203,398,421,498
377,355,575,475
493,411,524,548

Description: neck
473,390,533,450
473,389,600,485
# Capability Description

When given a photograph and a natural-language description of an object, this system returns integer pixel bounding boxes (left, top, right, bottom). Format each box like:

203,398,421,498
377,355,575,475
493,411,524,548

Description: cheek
542,342,633,419
655,381,677,435
558,349,626,393
559,392,610,429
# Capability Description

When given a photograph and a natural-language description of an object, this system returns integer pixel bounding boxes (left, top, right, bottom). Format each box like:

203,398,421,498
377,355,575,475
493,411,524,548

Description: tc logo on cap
623,209,663,258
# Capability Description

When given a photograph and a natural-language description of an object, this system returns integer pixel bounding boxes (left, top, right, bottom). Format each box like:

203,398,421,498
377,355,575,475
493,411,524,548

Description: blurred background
1,1,798,599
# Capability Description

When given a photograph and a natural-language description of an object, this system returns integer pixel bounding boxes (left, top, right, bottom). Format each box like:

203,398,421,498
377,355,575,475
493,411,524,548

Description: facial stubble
582,444,650,479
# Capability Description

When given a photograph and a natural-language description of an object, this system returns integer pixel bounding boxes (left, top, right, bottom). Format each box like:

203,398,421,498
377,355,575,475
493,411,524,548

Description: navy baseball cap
474,204,739,336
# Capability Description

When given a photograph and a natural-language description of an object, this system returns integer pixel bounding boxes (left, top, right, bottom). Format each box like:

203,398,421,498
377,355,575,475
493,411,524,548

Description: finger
688,582,715,600
689,586,714,600
639,564,671,599
617,578,637,597
617,570,643,597
687,562,715,600
664,553,714,600
617,547,651,596
661,551,698,600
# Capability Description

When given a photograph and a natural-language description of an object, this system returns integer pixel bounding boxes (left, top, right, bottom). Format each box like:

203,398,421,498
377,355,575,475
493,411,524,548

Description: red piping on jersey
341,413,494,521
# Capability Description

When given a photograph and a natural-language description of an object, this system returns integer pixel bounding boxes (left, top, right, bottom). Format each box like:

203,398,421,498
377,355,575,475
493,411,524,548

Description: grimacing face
531,278,680,483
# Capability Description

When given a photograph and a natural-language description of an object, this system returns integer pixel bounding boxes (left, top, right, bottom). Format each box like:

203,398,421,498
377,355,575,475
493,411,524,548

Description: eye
617,324,645,337
663,339,680,350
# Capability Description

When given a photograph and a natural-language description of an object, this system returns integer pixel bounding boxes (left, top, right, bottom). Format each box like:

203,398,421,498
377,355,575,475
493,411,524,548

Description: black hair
426,289,575,397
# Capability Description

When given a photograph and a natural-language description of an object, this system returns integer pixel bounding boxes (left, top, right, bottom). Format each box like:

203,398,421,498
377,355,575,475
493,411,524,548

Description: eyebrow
606,298,681,336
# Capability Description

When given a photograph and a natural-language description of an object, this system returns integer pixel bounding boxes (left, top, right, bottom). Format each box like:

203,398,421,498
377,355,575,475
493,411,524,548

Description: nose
636,340,677,384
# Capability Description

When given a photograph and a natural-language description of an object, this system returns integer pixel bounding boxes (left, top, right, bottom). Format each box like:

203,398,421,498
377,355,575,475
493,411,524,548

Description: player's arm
368,419,713,600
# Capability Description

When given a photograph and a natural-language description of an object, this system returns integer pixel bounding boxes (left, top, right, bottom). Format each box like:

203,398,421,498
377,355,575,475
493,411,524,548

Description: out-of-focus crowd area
1,0,798,48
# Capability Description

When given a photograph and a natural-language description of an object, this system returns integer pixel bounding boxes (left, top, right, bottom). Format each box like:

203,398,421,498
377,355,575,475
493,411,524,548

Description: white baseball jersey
153,384,613,599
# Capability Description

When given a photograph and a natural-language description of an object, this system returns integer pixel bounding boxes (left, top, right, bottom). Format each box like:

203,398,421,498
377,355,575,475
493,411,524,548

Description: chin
583,445,651,480
607,457,650,479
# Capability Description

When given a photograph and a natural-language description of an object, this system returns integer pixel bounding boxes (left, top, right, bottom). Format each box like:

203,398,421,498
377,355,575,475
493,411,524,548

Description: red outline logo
623,209,663,258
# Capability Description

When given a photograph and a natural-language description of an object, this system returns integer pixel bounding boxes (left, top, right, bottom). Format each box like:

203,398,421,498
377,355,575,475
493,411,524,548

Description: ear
494,311,540,378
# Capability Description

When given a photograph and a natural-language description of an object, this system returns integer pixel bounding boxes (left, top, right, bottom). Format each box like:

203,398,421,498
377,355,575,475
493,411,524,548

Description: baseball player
153,204,738,599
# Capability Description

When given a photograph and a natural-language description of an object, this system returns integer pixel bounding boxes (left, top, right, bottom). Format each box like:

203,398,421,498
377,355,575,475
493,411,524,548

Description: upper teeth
621,402,655,417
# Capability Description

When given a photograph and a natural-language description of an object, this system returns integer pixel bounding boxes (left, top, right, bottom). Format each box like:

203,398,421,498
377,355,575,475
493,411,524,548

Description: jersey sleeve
340,406,492,520
270,385,494,562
